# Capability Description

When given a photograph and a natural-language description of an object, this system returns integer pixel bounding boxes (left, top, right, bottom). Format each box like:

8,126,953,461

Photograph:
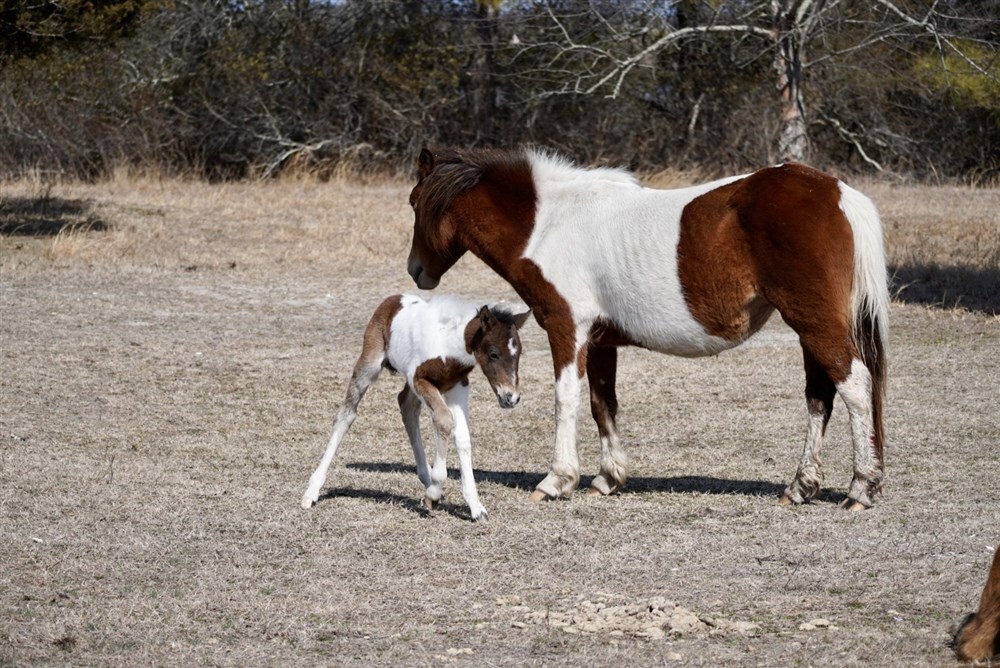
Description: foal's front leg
444,382,488,521
398,384,432,490
412,378,453,508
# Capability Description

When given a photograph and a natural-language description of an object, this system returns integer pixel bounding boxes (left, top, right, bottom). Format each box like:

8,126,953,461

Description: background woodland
2,0,998,181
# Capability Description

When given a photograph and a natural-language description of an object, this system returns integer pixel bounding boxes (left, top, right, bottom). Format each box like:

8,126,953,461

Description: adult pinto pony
406,147,889,510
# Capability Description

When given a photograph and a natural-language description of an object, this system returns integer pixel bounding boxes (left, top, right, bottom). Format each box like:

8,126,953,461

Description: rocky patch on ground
500,594,760,641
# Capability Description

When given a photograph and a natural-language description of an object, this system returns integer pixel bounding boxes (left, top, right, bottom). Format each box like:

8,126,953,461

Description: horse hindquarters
736,167,888,509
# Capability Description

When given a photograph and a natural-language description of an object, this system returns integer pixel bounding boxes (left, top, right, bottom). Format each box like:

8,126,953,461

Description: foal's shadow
344,462,846,505
316,484,483,522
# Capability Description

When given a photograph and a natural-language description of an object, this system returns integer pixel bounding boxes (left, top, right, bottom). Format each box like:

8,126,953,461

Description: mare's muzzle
407,257,440,290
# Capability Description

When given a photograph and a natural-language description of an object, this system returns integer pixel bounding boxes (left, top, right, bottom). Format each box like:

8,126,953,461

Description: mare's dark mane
416,147,530,227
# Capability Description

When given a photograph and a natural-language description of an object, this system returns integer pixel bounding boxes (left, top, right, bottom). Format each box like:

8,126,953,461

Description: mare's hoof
472,511,489,523
839,497,870,511
528,489,550,503
301,495,317,510
586,487,605,497
778,493,796,506
423,497,439,511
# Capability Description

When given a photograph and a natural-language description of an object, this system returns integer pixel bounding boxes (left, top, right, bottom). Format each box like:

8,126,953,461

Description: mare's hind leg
836,357,882,510
586,346,628,496
784,327,882,510
780,350,836,505
398,385,432,490
301,351,384,509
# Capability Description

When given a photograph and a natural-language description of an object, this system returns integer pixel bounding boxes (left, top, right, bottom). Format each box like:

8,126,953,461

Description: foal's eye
488,349,501,361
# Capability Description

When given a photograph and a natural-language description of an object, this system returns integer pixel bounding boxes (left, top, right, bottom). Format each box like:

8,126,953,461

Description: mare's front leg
531,323,589,501
586,345,627,496
412,378,453,509
444,381,488,521
301,353,383,509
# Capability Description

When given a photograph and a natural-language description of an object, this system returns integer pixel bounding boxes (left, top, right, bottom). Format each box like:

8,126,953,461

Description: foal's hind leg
586,346,627,496
301,352,384,509
781,350,836,505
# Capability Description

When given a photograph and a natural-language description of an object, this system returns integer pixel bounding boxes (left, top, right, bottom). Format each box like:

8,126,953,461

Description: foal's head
469,304,532,409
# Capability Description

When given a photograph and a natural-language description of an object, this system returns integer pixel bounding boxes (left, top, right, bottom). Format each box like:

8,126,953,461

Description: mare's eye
488,349,501,361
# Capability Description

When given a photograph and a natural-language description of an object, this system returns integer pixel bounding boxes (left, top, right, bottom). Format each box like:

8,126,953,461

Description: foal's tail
839,183,890,455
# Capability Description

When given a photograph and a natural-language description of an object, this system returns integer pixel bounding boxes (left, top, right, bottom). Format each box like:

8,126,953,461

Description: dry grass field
1,172,998,666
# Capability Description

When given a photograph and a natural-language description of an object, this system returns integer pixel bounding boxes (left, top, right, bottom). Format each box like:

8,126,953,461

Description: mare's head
469,304,532,409
407,147,474,289
407,146,534,290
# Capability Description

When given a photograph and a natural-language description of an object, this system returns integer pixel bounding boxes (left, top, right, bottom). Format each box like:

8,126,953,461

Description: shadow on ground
317,486,482,521
0,196,107,236
345,462,845,505
891,263,1000,315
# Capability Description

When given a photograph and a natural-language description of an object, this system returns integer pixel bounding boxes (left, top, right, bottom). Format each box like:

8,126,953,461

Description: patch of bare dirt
1,177,998,666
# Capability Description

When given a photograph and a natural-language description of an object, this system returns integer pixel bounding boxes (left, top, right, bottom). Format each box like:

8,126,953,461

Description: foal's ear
417,148,436,179
477,305,496,328
513,309,532,330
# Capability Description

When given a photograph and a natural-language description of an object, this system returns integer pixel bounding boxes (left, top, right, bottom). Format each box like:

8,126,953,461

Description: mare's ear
417,148,436,179
513,309,532,330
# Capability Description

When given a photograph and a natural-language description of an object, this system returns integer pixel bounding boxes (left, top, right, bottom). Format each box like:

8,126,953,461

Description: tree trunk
775,32,808,163
472,1,498,146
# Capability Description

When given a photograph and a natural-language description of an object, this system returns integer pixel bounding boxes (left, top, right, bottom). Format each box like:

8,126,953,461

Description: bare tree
521,0,999,166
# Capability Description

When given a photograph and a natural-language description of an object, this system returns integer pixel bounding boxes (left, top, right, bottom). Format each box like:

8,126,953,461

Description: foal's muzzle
497,390,520,409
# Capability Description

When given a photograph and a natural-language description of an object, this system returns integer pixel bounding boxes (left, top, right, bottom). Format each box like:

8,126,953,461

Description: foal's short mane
417,147,531,226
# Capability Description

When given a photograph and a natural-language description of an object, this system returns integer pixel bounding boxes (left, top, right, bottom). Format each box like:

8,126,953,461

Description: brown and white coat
406,147,890,510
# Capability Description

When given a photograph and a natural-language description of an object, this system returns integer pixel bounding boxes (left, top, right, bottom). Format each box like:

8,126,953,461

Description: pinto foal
954,546,1000,663
301,294,530,521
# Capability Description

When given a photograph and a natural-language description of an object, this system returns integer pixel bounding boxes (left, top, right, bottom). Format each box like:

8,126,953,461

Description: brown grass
1,175,998,666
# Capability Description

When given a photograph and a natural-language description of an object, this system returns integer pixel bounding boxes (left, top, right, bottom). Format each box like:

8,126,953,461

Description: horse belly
603,287,754,357
598,246,772,358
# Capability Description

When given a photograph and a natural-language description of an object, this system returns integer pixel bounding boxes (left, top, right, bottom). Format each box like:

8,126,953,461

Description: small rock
799,622,816,631
636,626,666,640
729,621,760,635
666,652,683,661
511,621,527,629
669,608,706,636
809,618,831,628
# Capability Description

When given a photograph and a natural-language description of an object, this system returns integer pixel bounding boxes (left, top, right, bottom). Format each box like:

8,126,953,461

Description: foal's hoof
839,497,870,512
423,497,439,511
472,510,489,523
301,494,317,510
